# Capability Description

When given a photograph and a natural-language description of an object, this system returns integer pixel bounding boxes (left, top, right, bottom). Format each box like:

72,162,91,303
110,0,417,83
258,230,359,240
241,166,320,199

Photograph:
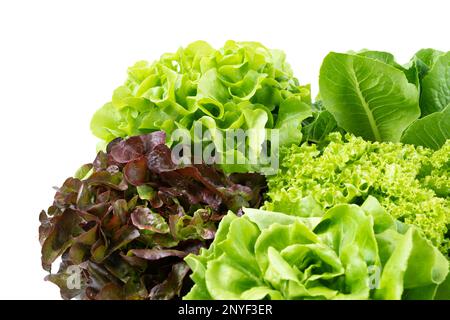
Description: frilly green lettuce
184,197,449,300
265,133,450,255
91,40,311,172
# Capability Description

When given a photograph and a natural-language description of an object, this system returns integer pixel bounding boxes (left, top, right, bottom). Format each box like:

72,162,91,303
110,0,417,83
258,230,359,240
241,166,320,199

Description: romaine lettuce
318,49,450,150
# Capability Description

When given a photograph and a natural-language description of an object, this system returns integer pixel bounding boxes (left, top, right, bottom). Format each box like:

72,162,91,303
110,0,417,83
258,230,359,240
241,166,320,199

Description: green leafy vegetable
302,101,344,146
414,49,444,73
184,198,449,300
41,43,450,301
318,49,450,149
90,40,311,172
402,105,450,149
409,48,444,87
265,133,450,255
420,52,450,116
319,52,420,142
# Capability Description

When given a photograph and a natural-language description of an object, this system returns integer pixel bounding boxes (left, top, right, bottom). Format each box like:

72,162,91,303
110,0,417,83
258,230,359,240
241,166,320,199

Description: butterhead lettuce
184,197,449,300
90,41,311,172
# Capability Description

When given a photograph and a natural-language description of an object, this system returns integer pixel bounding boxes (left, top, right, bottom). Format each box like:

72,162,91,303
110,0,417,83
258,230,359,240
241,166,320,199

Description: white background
0,0,448,299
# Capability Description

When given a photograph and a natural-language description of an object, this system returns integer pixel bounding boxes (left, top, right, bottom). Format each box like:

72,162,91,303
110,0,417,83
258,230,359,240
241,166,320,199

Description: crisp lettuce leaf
420,52,450,116
184,198,449,300
318,49,450,150
91,41,311,173
265,133,450,255
319,52,420,142
302,109,343,146
402,105,450,150
415,49,444,72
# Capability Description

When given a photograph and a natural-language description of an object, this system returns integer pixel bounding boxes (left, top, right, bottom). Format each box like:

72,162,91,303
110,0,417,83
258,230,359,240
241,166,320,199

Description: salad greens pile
39,41,450,300
91,40,311,172
184,198,449,300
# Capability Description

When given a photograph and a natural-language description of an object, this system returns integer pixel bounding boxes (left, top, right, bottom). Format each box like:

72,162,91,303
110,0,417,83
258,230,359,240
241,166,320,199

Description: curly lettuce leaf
420,140,450,198
265,133,450,255
91,41,311,173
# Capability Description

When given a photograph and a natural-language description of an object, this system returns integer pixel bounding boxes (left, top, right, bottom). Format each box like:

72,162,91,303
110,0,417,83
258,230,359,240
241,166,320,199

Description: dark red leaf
41,209,81,271
120,253,148,270
90,238,107,263
76,182,91,210
106,137,123,153
85,202,110,219
97,190,111,203
130,249,187,260
131,208,169,233
75,224,98,245
123,157,148,186
148,262,190,300
109,226,140,254
39,210,52,245
110,136,145,163
86,171,128,191
102,212,122,233
113,199,128,224
147,144,176,173
54,178,82,208
103,254,135,282
95,283,124,300
139,131,166,153
69,242,89,264
93,151,109,171
123,276,149,300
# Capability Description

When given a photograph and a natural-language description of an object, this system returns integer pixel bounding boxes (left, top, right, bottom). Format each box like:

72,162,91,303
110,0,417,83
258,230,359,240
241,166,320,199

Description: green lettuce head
90,40,311,173
184,197,449,300
266,133,450,255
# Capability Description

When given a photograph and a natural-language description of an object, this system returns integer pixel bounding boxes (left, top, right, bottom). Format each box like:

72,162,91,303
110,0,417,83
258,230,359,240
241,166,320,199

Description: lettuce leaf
319,52,420,142
420,52,450,116
401,104,450,149
39,132,266,300
90,41,311,173
265,133,450,255
184,198,449,300
318,49,450,149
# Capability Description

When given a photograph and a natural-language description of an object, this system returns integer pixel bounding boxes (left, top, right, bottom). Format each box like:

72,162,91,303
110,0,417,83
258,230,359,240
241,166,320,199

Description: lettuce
265,133,450,255
419,51,450,116
90,41,311,173
318,49,450,150
402,104,450,149
184,197,449,300
39,132,266,300
319,52,420,142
